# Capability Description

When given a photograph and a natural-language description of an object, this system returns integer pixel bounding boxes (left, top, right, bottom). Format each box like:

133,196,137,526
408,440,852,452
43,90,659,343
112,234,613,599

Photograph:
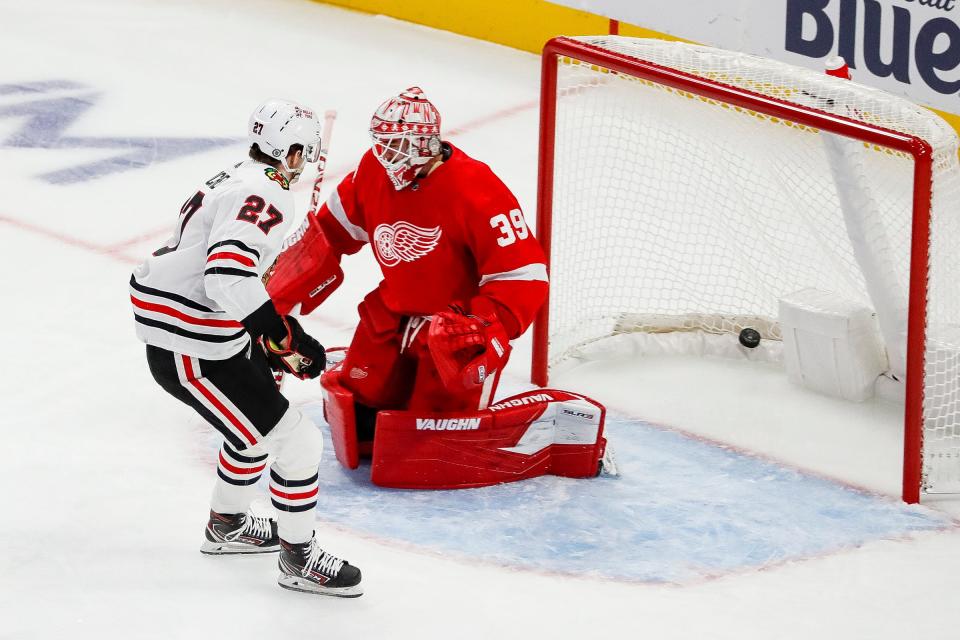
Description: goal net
532,36,960,502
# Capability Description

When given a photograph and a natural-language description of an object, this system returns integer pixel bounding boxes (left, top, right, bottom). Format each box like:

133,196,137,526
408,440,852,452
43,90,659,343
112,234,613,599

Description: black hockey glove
242,301,326,380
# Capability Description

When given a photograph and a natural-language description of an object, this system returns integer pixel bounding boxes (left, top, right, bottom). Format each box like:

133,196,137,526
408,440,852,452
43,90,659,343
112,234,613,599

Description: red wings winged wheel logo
373,221,442,267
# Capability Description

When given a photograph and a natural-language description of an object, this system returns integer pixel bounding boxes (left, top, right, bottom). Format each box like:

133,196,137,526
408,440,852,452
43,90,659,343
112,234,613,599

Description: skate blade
200,540,280,555
277,574,363,598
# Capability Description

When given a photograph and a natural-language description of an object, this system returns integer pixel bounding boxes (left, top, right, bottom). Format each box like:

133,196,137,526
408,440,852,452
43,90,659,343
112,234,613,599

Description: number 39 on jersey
490,209,530,247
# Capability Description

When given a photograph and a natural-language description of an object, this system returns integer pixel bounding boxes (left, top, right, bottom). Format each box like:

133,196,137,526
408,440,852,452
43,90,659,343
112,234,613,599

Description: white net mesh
545,37,960,494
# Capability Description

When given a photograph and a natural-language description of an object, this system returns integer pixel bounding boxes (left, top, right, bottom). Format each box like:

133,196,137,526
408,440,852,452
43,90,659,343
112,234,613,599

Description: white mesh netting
545,37,960,493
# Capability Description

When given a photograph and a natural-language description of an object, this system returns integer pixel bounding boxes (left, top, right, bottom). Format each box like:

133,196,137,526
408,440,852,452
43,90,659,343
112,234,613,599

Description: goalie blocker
321,367,608,489
265,212,343,316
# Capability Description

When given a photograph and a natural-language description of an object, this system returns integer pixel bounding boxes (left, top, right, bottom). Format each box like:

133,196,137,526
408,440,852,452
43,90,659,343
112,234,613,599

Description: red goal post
531,36,957,504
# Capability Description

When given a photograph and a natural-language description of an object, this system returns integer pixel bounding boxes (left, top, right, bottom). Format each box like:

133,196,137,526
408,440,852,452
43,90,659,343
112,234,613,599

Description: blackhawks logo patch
264,167,289,190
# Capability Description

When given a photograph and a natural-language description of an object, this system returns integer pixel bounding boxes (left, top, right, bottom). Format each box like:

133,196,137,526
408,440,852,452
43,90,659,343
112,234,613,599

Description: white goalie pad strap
399,315,431,354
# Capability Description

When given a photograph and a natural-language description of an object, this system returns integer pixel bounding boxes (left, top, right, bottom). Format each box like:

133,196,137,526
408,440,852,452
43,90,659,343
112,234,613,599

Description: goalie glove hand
242,301,326,380
427,306,510,391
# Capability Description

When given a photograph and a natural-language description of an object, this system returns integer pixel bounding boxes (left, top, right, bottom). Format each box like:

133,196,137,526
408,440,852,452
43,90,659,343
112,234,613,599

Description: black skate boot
277,537,363,597
200,510,279,555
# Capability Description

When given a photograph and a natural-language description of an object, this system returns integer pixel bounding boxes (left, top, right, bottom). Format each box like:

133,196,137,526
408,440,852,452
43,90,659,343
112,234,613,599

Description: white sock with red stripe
249,407,324,543
269,466,319,543
210,442,269,514
270,464,318,544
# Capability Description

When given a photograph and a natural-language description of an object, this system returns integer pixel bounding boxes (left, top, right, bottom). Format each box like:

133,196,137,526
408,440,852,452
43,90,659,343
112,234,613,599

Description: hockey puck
738,327,761,349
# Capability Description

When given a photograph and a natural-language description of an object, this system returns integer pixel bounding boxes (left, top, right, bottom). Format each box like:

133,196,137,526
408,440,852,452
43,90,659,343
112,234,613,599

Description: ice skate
277,537,363,597
200,510,279,555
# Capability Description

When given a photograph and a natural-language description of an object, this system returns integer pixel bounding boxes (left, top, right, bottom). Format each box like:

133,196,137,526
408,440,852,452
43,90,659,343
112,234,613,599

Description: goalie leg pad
370,389,607,489
264,214,344,316
321,368,360,470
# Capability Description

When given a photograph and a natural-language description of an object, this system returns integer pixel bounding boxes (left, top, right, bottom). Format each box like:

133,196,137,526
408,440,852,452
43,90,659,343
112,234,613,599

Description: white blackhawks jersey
130,161,297,360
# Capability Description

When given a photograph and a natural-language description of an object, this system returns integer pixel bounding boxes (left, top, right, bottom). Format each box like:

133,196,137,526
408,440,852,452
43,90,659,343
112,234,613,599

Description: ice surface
300,403,950,584
3,0,960,639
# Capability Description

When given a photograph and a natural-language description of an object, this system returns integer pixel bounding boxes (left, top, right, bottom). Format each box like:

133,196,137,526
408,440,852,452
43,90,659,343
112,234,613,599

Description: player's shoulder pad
354,149,382,184
450,145,506,184
447,146,516,208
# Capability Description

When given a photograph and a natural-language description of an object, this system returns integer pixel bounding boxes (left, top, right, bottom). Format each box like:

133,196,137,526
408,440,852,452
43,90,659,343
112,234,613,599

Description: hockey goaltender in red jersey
267,87,609,489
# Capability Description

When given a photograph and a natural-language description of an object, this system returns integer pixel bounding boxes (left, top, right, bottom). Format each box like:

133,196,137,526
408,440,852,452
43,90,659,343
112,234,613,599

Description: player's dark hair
249,143,281,167
249,143,304,167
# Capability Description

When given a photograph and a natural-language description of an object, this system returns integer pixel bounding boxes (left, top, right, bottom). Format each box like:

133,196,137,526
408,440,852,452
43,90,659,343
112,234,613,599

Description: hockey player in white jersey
130,99,362,597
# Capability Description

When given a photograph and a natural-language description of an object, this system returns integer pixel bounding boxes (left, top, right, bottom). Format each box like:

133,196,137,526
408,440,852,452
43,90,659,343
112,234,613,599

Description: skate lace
304,540,345,577
237,514,273,540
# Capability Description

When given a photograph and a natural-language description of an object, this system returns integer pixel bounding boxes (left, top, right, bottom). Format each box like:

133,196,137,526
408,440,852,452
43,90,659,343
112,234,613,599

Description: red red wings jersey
316,144,548,336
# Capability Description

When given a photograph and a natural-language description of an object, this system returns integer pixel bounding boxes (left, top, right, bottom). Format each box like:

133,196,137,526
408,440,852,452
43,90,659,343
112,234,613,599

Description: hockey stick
269,109,337,382
309,109,338,215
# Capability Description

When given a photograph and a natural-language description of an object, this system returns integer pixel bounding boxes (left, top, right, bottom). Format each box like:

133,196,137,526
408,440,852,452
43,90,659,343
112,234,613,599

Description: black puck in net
739,327,761,348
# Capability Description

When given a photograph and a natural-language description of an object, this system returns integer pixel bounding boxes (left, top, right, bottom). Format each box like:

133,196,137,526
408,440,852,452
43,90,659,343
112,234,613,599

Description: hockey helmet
248,99,323,181
369,87,442,190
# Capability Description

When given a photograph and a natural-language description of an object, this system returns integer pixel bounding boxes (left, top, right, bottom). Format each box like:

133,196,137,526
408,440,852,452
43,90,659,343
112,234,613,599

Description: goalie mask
369,87,442,190
249,98,323,183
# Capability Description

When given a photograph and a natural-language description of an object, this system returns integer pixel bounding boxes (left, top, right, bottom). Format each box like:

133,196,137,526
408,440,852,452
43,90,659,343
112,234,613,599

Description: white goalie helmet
369,87,442,190
248,98,322,180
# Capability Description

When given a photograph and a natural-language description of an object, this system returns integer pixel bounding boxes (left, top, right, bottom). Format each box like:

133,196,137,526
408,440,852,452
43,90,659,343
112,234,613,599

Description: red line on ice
1,99,539,260
0,213,139,264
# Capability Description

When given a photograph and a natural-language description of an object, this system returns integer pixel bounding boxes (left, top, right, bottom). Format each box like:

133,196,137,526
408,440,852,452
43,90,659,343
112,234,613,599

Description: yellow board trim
316,0,960,137
315,0,682,54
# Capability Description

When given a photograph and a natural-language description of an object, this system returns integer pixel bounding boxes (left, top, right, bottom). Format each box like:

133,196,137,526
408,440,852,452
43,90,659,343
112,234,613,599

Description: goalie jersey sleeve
313,167,369,257
457,162,548,338
314,144,547,338
130,163,296,359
